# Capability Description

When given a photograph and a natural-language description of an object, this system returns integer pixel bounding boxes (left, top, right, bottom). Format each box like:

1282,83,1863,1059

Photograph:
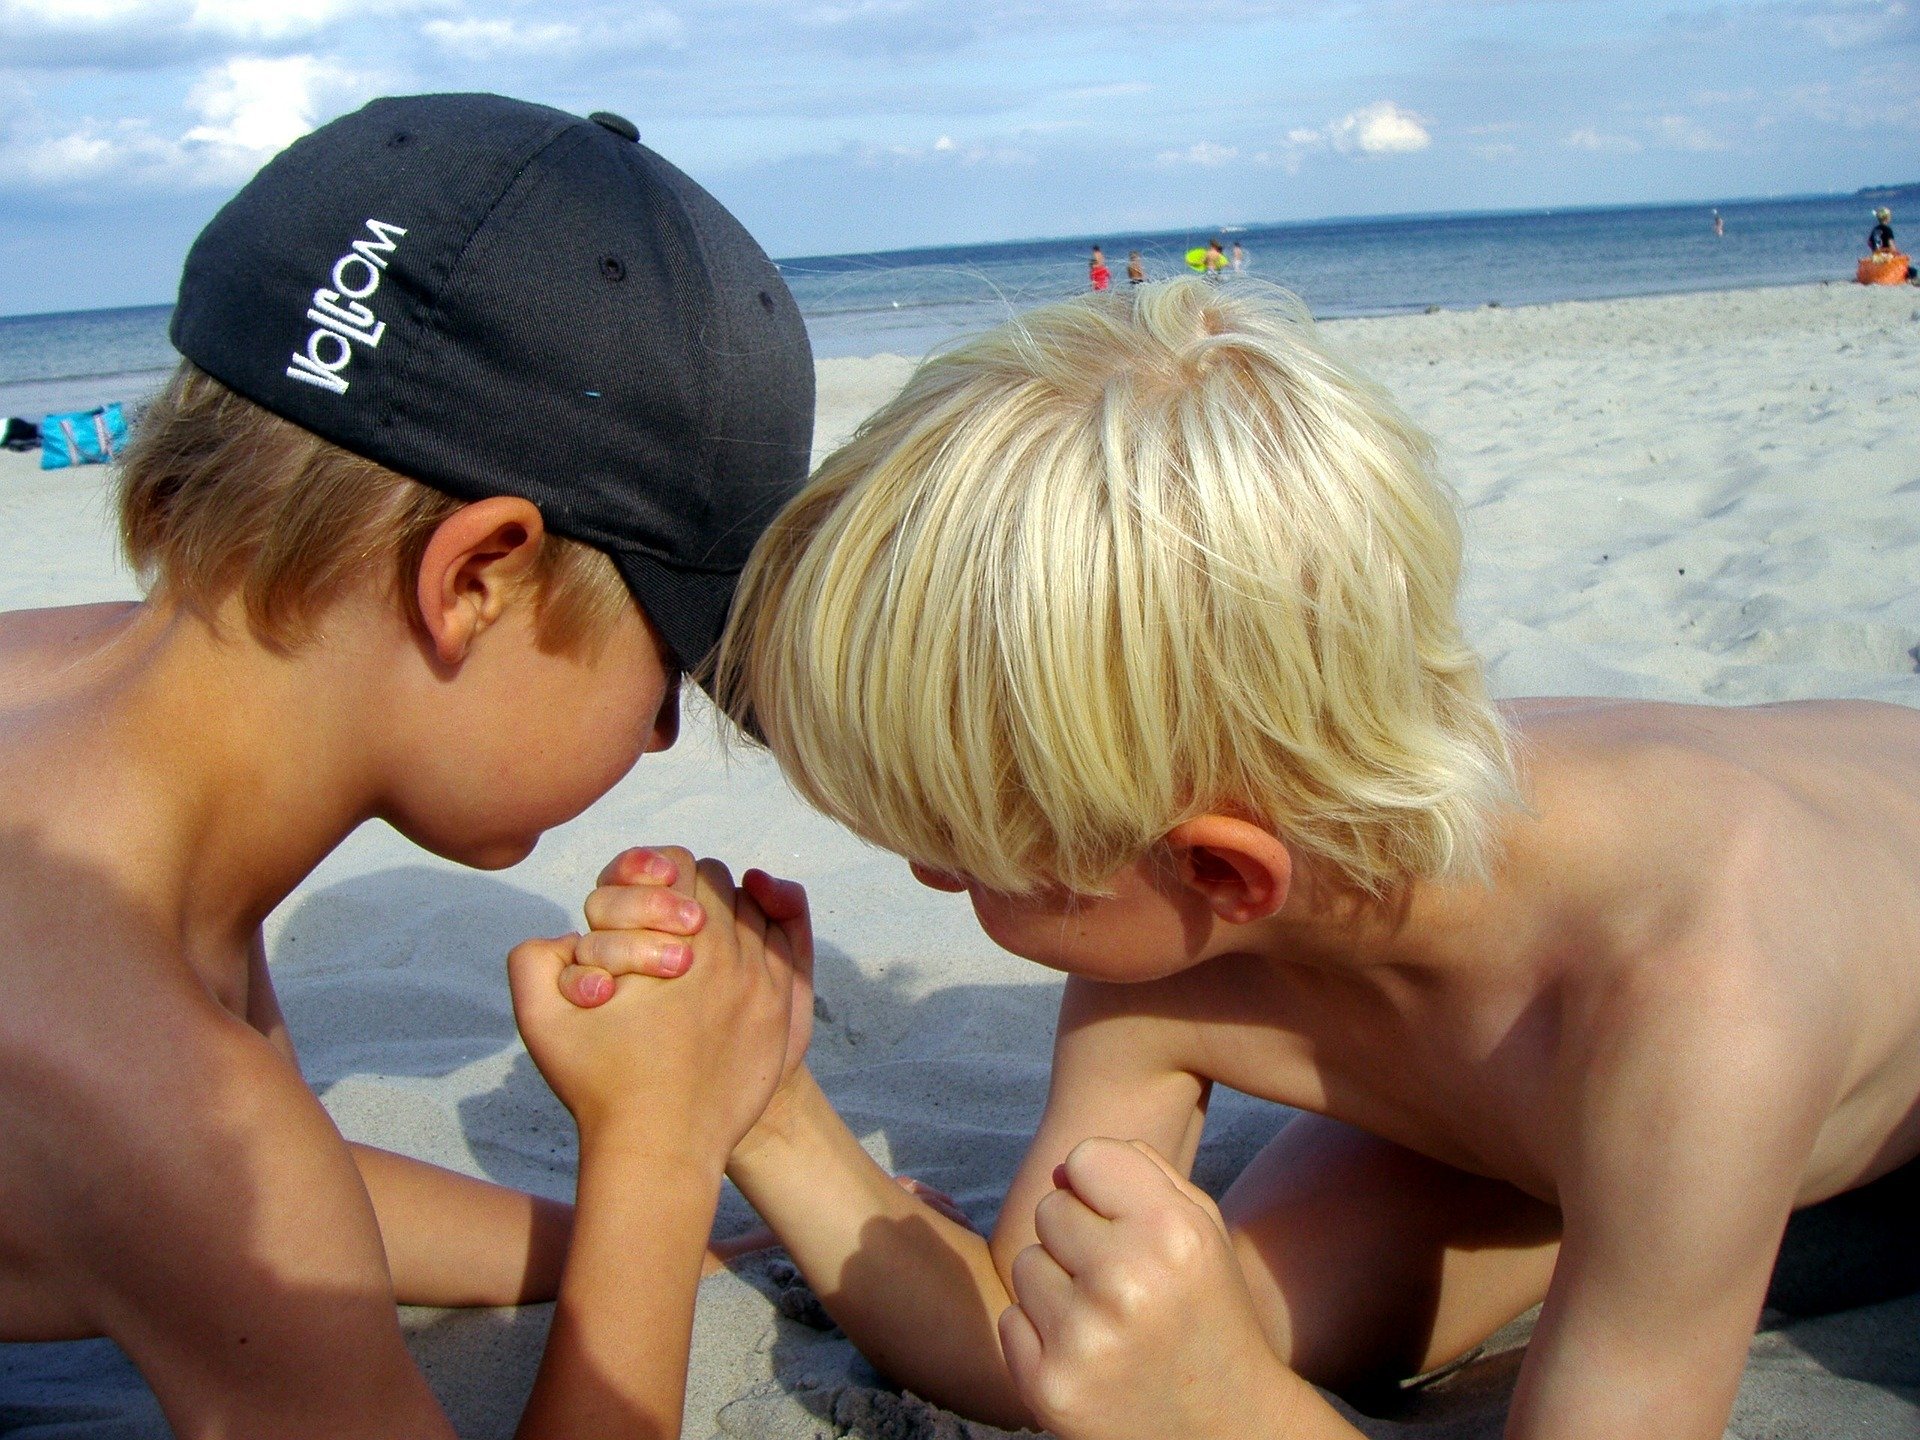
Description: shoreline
8,276,1903,419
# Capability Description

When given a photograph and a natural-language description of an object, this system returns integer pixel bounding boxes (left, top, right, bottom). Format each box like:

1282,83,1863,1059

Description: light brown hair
119,363,630,653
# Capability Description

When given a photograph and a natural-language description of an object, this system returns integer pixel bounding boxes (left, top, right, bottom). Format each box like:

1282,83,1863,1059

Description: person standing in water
1204,238,1228,275
1126,251,1146,285
1232,240,1247,269
1090,246,1112,292
1713,209,1724,238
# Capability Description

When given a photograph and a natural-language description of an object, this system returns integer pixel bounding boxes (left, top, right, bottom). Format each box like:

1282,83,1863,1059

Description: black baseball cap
171,92,814,676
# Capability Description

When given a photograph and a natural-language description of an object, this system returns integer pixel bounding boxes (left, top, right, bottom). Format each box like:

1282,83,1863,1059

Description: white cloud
1155,139,1238,166
422,17,581,57
1564,113,1726,155
1796,0,1915,48
1,0,403,43
2,0,145,19
1783,59,1920,128
187,0,383,42
1566,126,1643,153
1328,100,1430,154
2,51,367,191
11,123,134,183
183,54,343,156
1257,101,1427,168
1651,113,1728,151
855,133,1034,166
421,11,682,58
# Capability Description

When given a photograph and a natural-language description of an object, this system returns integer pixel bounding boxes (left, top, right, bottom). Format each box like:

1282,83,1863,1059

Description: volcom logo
285,218,408,395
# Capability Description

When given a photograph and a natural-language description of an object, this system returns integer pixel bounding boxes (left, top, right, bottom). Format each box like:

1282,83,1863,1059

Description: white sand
1,281,1918,1438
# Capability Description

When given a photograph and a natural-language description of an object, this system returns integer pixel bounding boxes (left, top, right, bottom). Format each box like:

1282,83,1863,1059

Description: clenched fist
999,1138,1309,1440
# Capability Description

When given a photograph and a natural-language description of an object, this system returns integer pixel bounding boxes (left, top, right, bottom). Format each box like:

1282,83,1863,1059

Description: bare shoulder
0,602,142,708
1509,698,1920,888
0,905,445,1435
1509,699,1920,985
1508,696,1920,789
1513,699,1920,1201
0,908,346,1323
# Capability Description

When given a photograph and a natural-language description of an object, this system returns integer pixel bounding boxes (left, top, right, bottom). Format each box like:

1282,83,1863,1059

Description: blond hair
716,278,1516,898
119,363,630,653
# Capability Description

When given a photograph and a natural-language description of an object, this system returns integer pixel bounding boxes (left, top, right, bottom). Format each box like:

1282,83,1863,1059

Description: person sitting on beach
1870,207,1895,252
583,275,1920,1440
0,94,819,1440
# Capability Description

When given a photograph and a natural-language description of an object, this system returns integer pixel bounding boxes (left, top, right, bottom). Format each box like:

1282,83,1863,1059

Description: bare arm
729,1066,1024,1419
246,928,750,1307
726,975,1210,1429
62,1009,456,1440
509,853,798,1439
1508,976,1835,1439
242,930,576,1306
347,1144,574,1305
515,1124,724,1437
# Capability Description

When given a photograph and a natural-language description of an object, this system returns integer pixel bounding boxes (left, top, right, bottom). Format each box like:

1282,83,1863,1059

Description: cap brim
610,549,740,693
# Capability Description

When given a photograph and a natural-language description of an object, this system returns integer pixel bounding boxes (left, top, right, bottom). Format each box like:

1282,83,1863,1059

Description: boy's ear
1163,815,1293,925
414,496,548,666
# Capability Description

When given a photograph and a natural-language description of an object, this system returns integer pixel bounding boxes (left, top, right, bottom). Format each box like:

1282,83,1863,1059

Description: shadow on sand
8,860,1920,1439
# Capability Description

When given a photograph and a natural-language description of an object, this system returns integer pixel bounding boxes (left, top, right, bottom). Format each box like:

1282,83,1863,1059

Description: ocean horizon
3,185,1910,421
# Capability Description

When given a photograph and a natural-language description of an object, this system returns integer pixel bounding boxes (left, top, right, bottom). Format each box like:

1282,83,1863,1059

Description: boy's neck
97,596,395,964
1255,845,1528,983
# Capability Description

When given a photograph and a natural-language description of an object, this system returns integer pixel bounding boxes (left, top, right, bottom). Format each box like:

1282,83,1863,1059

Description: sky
1,0,1916,315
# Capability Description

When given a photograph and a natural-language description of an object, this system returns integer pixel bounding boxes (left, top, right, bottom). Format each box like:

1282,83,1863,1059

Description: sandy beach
2,280,1917,1439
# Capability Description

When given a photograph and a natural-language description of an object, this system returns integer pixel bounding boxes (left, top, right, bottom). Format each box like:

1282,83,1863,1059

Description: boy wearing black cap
0,94,815,1437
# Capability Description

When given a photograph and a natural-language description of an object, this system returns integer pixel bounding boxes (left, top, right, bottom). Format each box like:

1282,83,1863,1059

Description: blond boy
0,94,819,1438
585,277,1920,1439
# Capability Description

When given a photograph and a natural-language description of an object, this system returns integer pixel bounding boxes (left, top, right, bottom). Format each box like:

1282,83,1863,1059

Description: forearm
350,1144,572,1306
515,1135,720,1440
729,1069,1031,1429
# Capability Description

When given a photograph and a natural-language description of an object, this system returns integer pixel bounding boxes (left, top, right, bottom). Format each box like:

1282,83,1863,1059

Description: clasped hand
534,851,1294,1439
506,847,810,1166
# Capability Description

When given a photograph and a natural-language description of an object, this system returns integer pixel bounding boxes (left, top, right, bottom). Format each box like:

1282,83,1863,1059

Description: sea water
786,190,1896,357
0,188,1903,422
